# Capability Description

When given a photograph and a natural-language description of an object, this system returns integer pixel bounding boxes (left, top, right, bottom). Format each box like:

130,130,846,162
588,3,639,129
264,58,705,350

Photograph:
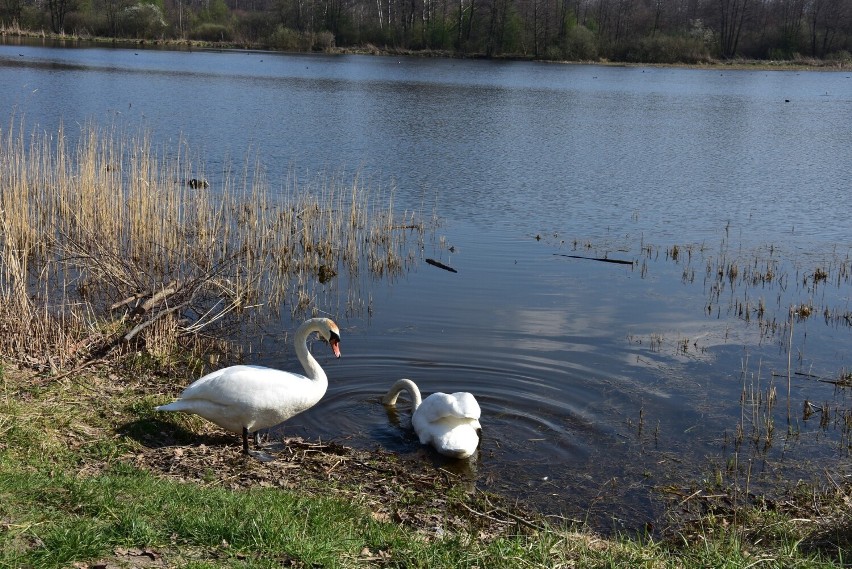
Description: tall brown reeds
0,119,424,371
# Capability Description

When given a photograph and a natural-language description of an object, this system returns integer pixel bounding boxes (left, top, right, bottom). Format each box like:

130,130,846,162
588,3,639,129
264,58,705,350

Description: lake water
3,40,852,533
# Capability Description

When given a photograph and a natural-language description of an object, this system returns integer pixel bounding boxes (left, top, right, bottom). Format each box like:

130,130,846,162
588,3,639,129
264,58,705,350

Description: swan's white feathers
158,365,323,433
155,317,340,451
414,417,482,459
383,378,482,459
415,391,481,423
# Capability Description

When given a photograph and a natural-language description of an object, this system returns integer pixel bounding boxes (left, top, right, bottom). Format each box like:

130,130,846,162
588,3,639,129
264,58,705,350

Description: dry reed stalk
0,120,425,372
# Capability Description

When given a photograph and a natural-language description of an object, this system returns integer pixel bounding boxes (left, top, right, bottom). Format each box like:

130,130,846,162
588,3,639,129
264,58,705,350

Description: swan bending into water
382,378,482,459
156,317,341,453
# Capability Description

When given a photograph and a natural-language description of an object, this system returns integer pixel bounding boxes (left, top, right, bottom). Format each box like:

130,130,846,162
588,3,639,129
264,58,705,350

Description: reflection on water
271,223,852,531
3,42,851,532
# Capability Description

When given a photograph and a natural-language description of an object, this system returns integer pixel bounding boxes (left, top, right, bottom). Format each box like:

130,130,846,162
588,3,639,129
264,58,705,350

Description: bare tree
47,0,77,32
719,0,749,57
778,0,807,51
0,0,23,25
98,0,134,37
808,0,847,56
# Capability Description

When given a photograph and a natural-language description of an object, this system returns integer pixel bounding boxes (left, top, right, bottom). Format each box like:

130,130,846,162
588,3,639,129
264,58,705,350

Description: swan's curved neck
295,319,327,382
383,378,422,411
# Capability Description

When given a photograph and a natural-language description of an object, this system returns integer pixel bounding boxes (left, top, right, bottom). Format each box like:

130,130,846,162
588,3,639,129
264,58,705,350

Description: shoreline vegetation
2,26,851,71
0,110,850,566
0,119,423,373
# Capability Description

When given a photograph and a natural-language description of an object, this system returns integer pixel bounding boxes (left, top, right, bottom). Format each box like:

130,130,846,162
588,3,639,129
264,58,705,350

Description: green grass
0,453,847,568
0,459,628,568
0,361,850,568
0,465,386,568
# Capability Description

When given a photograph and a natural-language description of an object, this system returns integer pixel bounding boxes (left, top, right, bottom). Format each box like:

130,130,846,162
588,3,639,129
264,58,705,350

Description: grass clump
0,466,388,568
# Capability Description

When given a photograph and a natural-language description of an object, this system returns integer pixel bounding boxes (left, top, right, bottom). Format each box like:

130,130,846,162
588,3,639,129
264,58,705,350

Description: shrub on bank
189,22,232,42
620,34,711,64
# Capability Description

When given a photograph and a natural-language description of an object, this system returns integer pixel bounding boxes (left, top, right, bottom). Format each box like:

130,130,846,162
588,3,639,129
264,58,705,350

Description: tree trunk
718,0,749,58
47,0,71,33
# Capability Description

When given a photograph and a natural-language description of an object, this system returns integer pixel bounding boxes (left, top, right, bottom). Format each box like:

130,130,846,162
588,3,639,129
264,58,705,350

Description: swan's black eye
329,331,341,343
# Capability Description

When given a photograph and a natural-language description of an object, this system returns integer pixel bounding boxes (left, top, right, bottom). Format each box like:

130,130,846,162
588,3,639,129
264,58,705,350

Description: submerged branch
425,258,458,273
554,254,634,266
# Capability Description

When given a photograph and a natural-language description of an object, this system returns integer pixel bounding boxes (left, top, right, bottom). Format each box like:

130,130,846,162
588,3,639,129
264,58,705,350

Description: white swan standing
156,317,341,453
382,378,482,459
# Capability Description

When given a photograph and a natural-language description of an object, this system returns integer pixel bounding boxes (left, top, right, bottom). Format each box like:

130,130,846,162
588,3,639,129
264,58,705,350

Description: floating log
554,254,633,266
425,258,458,273
817,377,852,387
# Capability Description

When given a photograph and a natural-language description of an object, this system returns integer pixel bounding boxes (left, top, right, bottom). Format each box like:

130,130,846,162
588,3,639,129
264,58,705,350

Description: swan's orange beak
328,333,341,358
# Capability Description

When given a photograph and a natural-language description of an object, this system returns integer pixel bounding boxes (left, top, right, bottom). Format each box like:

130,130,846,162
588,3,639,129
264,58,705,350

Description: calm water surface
3,41,852,531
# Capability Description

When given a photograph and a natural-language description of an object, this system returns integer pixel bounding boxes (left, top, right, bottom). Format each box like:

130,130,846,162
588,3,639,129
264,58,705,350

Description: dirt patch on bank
126,434,544,540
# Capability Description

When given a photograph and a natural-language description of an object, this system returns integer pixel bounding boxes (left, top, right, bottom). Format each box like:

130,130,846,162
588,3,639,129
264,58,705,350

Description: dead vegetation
0,119,425,373
127,437,542,540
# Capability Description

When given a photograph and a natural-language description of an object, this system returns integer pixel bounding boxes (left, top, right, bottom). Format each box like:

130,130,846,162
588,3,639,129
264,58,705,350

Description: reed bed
645,235,852,342
0,120,424,371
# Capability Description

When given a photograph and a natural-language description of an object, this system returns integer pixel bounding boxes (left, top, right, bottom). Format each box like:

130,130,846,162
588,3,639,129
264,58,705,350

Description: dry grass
0,119,424,372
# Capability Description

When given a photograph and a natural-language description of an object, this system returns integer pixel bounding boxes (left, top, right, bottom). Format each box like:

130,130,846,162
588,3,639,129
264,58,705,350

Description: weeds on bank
0,119,424,372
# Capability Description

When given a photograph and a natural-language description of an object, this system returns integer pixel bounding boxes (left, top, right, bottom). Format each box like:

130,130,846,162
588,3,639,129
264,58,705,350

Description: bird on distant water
156,318,341,454
382,378,482,459
186,178,209,189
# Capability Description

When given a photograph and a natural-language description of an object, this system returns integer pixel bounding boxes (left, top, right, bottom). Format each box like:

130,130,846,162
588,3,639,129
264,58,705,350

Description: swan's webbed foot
241,427,268,453
254,430,264,447
241,428,275,461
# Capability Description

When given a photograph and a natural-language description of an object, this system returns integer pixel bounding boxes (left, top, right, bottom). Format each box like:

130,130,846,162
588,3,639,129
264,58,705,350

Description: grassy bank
1,361,850,568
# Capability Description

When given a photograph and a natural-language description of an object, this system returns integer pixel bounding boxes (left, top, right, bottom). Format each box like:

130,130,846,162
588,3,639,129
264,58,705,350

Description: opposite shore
3,27,851,72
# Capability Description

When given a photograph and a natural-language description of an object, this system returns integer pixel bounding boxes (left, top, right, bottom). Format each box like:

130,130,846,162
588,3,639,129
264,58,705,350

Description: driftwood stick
111,293,144,311
31,358,109,386
794,371,822,379
817,377,851,386
459,494,545,531
137,282,182,315
123,300,192,343
455,501,511,526
554,254,634,266
113,282,183,314
425,258,458,273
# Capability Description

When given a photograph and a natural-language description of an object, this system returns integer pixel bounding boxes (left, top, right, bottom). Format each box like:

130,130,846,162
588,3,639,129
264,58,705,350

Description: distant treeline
2,0,851,63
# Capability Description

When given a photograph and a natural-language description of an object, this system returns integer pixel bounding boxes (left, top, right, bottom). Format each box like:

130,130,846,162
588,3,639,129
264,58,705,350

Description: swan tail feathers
155,400,192,412
419,421,481,459
448,392,482,420
418,392,481,422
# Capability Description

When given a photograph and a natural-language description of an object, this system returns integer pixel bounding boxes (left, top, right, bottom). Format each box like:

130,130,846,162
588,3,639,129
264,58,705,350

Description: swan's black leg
242,427,250,454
